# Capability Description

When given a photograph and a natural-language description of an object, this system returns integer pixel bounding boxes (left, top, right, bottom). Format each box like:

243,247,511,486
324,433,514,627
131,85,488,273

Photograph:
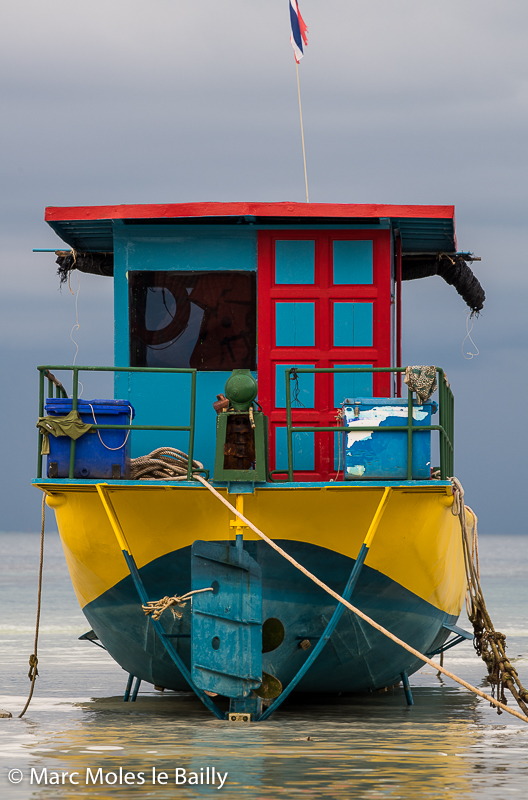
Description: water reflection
1,533,528,799
5,686,524,799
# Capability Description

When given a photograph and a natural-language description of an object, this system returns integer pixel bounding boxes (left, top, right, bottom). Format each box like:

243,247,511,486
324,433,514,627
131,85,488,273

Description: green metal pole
286,370,294,481
450,390,454,475
69,369,79,479
438,373,445,479
37,370,45,479
407,388,413,480
47,378,53,398
187,371,197,480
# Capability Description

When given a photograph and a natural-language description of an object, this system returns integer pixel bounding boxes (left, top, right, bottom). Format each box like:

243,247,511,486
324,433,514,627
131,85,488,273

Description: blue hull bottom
83,541,455,694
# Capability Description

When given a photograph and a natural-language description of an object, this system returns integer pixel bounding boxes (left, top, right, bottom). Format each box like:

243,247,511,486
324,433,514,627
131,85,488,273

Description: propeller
254,671,282,700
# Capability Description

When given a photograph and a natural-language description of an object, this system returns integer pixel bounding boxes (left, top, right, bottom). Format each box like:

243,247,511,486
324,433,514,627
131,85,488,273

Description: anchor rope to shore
18,494,46,719
130,447,204,480
195,475,528,724
142,588,213,621
451,477,528,717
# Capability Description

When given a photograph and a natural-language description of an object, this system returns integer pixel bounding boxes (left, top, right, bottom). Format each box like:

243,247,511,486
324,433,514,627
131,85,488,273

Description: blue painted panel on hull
191,540,262,698
82,541,457,695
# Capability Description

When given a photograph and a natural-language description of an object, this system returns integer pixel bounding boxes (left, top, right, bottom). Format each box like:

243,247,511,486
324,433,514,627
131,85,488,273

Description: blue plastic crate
341,397,436,480
44,398,135,479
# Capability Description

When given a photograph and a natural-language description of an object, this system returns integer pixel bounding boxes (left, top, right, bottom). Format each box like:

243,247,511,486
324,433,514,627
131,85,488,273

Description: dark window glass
129,271,256,370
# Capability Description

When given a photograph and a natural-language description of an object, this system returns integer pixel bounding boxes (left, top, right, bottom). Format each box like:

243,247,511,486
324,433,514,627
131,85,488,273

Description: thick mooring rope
451,477,528,716
196,475,528,724
130,447,204,480
18,495,46,718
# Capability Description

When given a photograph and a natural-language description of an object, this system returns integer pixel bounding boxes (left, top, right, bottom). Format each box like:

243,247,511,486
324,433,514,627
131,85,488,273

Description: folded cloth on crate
36,411,92,455
404,365,437,404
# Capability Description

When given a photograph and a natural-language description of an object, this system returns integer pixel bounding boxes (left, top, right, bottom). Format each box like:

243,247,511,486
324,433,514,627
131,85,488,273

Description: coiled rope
196,475,528,724
142,588,213,621
451,477,528,716
130,447,204,480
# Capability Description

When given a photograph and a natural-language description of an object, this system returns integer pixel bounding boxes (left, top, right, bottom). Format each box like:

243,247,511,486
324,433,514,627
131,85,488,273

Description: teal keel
81,541,456,696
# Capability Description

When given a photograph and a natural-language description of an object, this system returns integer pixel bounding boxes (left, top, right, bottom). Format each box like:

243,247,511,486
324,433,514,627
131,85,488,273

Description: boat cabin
42,202,481,484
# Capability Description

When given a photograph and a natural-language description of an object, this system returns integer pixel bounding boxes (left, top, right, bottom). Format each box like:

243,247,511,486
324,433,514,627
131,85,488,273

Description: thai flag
289,0,308,63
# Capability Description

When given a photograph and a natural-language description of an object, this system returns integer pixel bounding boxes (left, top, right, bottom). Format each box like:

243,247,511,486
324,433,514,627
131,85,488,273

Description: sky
1,0,527,533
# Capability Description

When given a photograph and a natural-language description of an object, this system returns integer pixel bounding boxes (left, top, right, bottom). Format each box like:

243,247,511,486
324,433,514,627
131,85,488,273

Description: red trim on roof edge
45,202,455,223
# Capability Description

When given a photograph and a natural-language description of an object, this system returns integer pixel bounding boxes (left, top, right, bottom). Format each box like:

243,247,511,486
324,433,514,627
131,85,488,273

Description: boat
34,201,484,721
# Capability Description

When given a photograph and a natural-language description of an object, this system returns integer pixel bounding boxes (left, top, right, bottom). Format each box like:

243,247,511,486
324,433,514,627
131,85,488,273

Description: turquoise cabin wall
112,223,258,469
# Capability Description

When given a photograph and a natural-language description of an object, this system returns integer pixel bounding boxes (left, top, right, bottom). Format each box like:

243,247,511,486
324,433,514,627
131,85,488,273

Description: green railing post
450,388,454,475
47,377,54,398
69,369,79,479
285,370,294,481
407,388,413,480
187,370,197,480
37,369,45,479
438,371,445,479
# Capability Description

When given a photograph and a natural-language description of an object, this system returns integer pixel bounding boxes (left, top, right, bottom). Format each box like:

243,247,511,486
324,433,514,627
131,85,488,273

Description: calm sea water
0,531,527,799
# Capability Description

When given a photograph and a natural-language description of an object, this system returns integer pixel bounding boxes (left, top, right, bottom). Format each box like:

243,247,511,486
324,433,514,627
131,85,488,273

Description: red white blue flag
289,0,308,63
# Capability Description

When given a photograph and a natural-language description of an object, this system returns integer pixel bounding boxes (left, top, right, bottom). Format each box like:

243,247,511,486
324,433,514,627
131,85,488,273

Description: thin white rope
88,403,132,451
69,267,84,397
462,311,480,360
295,60,309,203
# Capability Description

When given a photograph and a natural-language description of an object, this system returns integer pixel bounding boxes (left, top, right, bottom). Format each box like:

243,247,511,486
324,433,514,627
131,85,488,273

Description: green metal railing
271,367,454,482
37,365,201,481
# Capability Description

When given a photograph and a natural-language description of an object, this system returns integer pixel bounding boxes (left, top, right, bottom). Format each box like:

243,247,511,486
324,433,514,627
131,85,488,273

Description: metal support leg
123,673,134,702
259,487,392,722
401,671,414,706
130,676,142,702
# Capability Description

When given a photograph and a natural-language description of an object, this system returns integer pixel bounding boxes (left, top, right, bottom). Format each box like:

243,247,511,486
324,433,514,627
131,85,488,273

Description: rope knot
28,654,39,681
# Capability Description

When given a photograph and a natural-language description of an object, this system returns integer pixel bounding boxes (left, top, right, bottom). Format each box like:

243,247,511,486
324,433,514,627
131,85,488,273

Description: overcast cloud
1,1,527,531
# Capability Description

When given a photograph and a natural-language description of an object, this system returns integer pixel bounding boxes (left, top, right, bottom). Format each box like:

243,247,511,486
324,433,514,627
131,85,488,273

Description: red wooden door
257,229,392,481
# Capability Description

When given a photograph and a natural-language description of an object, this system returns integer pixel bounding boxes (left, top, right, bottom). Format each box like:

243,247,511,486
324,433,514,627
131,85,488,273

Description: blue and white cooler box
44,398,135,479
342,397,436,480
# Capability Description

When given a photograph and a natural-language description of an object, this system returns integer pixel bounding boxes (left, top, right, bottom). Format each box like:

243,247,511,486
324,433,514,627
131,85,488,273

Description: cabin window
129,271,256,370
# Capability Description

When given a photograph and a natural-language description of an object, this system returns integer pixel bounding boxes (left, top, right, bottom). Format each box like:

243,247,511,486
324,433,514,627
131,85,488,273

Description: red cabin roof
45,201,457,254
45,201,454,223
